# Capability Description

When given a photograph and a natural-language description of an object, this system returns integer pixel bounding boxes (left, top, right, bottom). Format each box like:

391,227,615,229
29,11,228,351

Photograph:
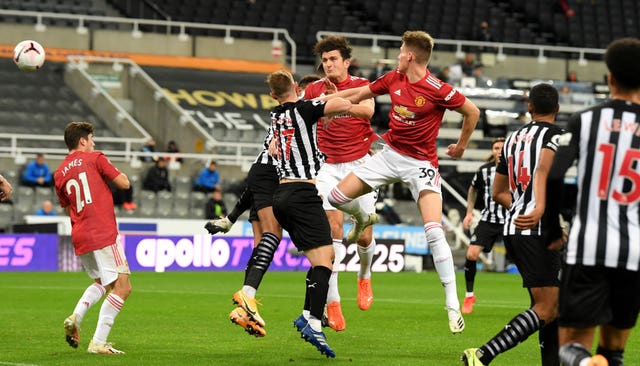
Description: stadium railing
0,9,298,73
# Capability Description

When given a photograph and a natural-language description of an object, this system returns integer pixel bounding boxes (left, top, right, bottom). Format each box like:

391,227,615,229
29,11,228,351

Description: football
13,40,46,72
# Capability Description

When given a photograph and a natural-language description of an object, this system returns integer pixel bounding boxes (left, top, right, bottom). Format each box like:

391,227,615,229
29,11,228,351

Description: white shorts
80,236,130,286
316,155,377,212
351,145,442,201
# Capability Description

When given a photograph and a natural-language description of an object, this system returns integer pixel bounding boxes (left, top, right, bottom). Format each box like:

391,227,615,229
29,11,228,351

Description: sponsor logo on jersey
393,105,415,119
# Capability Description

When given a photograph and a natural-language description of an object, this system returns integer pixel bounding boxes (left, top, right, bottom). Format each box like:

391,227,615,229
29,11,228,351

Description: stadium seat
0,203,14,224
139,190,157,210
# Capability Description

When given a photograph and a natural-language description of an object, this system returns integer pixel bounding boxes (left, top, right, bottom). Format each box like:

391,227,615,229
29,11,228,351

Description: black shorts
559,264,640,329
247,163,279,212
504,234,561,288
248,207,258,222
272,182,332,251
470,221,503,253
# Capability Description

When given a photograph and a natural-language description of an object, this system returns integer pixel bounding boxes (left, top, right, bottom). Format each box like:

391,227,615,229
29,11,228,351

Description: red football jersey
369,69,466,165
304,76,378,163
54,151,121,255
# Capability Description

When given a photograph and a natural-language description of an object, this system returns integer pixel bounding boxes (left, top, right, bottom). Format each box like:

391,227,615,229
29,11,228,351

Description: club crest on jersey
414,95,425,107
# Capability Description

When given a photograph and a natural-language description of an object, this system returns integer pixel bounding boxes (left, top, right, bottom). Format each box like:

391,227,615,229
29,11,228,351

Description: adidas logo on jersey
394,89,401,96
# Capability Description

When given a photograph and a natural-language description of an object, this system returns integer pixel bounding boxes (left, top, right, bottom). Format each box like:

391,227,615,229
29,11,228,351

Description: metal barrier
0,9,298,73
316,31,605,62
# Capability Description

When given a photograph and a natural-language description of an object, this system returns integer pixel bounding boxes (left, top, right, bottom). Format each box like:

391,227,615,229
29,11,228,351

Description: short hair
402,31,434,64
64,121,94,150
313,35,352,60
605,38,640,90
298,74,322,90
487,137,505,162
528,83,558,115
267,70,295,99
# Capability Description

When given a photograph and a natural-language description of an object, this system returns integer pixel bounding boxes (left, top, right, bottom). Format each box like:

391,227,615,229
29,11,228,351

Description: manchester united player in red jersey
55,122,132,354
303,35,378,331
321,30,479,334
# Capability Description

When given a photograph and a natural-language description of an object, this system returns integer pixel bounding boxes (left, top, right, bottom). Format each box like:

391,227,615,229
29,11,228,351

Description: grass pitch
0,271,637,365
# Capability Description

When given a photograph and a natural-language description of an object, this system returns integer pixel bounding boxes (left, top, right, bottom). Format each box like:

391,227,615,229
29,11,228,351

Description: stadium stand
104,0,639,61
0,61,114,142
0,0,619,227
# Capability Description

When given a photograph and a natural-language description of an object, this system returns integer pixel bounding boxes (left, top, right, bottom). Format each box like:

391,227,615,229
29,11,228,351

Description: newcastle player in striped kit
550,38,640,366
267,70,352,358
461,137,507,314
462,83,567,365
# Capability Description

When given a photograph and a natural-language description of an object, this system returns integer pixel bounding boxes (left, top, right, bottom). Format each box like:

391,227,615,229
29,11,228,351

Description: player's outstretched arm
347,98,375,120
323,97,353,117
317,85,376,104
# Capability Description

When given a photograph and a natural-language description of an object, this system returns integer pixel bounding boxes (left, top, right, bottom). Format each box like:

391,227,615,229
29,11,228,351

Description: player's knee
532,304,557,324
356,231,373,245
466,246,481,260
113,281,131,300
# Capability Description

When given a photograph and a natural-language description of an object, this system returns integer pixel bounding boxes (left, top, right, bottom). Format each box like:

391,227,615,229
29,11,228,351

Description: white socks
93,293,124,344
424,222,460,310
326,239,343,303
357,239,376,279
73,282,105,324
328,187,368,223
242,285,257,299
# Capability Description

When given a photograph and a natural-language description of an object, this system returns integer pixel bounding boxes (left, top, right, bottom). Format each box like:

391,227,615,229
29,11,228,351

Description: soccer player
461,137,506,314
0,173,13,202
205,75,322,337
319,30,479,334
461,83,567,365
549,38,640,366
268,69,351,358
303,35,379,331
210,125,282,337
54,121,132,355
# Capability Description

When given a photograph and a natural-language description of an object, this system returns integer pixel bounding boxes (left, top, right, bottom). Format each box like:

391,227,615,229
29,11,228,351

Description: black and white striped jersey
550,99,640,271
271,99,327,180
471,162,507,224
497,121,563,236
253,126,277,166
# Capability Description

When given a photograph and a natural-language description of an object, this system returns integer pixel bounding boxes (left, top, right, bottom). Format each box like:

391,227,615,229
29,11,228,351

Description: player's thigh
273,183,332,251
257,206,281,236
347,147,399,196
417,190,443,223
80,251,101,281
248,163,278,211
608,267,640,329
504,235,560,288
91,239,131,288
316,163,341,211
559,264,611,328
472,221,503,253
397,156,442,202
